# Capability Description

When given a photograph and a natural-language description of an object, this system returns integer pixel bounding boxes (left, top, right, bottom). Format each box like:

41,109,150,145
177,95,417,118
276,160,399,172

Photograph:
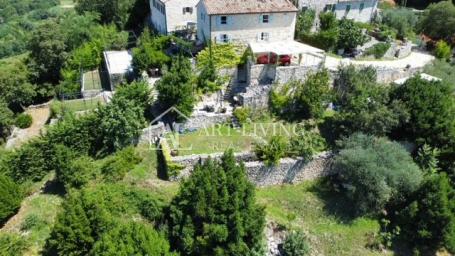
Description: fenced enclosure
56,92,107,113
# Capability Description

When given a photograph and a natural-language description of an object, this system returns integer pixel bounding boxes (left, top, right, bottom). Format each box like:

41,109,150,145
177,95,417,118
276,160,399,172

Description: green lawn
60,97,105,112
257,180,391,256
169,122,304,156
83,70,102,91
424,59,455,92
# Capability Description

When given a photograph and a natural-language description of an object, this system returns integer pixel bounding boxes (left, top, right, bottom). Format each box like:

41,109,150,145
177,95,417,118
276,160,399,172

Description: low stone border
170,151,335,187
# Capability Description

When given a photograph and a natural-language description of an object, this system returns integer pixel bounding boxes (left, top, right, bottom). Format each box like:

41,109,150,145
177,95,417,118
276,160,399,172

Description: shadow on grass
308,177,357,224
42,179,65,196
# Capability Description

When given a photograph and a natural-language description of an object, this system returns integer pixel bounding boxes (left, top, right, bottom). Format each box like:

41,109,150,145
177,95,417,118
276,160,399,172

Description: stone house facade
196,0,298,44
149,0,199,34
292,0,378,23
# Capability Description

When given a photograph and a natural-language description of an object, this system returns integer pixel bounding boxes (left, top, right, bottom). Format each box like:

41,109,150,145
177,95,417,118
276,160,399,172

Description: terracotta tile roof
201,0,298,15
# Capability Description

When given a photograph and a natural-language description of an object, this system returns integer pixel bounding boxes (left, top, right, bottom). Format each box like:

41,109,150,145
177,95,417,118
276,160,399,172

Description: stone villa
196,0,298,44
149,0,199,34
292,0,379,23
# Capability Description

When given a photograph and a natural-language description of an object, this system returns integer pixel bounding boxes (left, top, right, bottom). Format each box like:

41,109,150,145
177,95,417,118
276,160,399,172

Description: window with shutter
220,16,227,25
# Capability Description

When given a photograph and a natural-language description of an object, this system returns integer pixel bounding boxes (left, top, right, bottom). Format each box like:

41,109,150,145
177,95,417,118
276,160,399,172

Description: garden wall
170,151,335,186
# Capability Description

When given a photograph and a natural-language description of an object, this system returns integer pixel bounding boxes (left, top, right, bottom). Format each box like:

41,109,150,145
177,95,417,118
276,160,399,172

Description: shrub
334,65,405,136
156,55,195,121
2,138,56,182
295,9,316,40
394,173,455,254
46,184,165,255
20,213,48,231
196,43,241,70
57,155,97,189
101,146,142,182
391,75,455,150
90,221,172,255
0,233,29,256
282,230,311,256
167,150,265,255
15,113,32,129
435,40,452,61
288,125,327,160
159,139,184,179
337,18,368,51
233,107,251,126
381,8,418,39
270,70,332,121
0,173,23,224
364,42,391,59
334,133,423,216
255,135,289,166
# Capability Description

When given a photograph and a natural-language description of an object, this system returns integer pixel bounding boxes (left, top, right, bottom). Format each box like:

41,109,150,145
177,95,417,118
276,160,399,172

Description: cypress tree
167,149,265,255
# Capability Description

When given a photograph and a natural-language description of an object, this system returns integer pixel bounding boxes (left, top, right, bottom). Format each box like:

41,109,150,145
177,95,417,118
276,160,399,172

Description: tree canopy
334,133,423,216
167,150,265,255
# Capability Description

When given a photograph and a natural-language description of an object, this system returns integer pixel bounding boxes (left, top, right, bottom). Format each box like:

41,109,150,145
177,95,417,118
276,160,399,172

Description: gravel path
325,51,435,70
5,106,50,149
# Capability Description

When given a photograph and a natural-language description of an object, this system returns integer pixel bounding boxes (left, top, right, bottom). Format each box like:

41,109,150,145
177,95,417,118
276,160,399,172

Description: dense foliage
391,75,455,165
282,230,311,256
45,184,165,255
196,43,241,70
156,55,195,120
333,65,405,136
255,135,289,166
0,174,23,224
337,19,368,51
334,133,423,216
270,70,332,120
132,29,172,72
394,173,455,254
381,8,418,39
0,0,59,58
419,1,455,44
15,113,33,129
434,40,452,61
295,9,316,40
75,0,149,29
167,150,265,255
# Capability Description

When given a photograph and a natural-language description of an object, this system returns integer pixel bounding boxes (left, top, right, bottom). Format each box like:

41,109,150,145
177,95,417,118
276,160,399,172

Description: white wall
297,0,378,23
198,12,296,44
150,0,167,34
197,1,210,42
165,0,199,33
333,0,378,23
150,0,199,34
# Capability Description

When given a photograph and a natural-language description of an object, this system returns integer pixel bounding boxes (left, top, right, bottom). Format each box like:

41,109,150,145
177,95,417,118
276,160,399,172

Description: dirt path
6,105,50,149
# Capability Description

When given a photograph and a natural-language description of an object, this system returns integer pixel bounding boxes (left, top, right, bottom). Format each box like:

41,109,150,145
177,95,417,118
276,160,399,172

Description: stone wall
170,151,335,186
246,152,335,187
172,151,258,178
138,122,167,144
181,111,232,130
239,84,272,109
383,41,412,59
275,65,320,84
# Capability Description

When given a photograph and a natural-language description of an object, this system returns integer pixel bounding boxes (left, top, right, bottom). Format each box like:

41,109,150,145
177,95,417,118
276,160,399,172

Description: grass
256,180,390,256
59,0,74,7
424,59,455,92
168,121,303,156
60,97,105,112
0,174,64,256
83,70,102,91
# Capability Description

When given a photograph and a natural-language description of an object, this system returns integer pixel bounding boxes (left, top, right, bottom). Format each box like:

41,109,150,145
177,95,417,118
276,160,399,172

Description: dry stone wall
170,151,335,186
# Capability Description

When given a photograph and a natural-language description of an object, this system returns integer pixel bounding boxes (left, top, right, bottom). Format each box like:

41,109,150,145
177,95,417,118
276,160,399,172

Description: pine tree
396,173,455,253
156,55,195,121
167,149,265,255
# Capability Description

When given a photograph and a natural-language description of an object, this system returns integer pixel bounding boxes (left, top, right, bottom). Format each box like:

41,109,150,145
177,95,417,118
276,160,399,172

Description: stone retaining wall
138,122,167,144
170,151,335,186
181,112,232,130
